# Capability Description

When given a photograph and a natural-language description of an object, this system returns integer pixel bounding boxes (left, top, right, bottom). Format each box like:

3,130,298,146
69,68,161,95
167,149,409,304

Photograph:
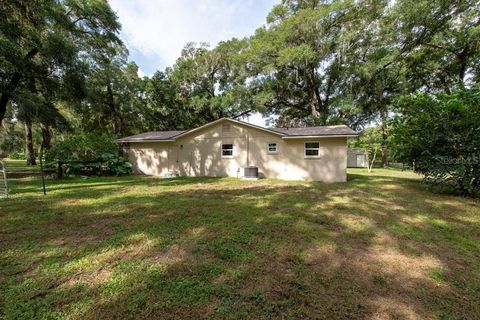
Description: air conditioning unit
243,166,259,179
162,171,179,178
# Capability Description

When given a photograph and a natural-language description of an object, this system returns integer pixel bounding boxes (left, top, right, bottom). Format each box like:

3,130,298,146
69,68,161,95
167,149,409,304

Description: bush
62,153,132,176
390,85,480,197
46,134,132,177
8,151,26,160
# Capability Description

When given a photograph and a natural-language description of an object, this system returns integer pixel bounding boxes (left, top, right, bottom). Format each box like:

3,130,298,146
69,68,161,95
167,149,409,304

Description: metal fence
0,161,8,198
0,159,53,197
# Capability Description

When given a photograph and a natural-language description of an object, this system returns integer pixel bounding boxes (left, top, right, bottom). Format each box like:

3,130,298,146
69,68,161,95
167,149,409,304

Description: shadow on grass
5,176,225,197
0,171,479,319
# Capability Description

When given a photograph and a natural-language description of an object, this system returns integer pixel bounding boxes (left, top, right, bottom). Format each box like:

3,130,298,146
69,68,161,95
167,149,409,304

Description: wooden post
57,161,63,179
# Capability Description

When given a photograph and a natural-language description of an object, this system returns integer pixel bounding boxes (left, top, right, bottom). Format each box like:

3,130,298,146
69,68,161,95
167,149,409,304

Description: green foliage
0,122,24,155
142,40,252,131
45,134,131,176
349,126,385,169
2,0,479,171
0,0,124,167
391,85,480,196
240,0,479,128
349,127,383,150
245,1,359,125
102,153,133,176
7,151,26,160
46,134,117,163
0,0,122,122
62,153,133,177
78,48,146,136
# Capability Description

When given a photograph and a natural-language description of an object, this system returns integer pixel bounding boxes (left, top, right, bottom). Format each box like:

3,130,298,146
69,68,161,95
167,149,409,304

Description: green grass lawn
1,159,39,172
0,169,479,319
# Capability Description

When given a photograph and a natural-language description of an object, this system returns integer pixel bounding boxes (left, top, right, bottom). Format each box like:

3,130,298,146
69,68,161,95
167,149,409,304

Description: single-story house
115,118,358,182
347,148,368,168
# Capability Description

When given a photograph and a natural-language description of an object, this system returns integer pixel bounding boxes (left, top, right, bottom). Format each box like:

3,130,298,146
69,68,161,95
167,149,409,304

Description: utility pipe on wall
246,134,250,167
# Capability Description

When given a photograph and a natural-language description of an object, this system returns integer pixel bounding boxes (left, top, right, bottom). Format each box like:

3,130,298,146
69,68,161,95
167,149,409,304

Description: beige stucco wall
125,120,348,182
125,142,171,176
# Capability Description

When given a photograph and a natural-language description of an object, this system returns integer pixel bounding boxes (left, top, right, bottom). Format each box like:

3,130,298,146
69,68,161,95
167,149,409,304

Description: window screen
222,144,233,157
304,142,320,157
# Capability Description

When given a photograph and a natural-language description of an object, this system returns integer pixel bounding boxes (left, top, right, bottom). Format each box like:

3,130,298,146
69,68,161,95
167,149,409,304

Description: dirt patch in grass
148,244,187,266
62,268,112,289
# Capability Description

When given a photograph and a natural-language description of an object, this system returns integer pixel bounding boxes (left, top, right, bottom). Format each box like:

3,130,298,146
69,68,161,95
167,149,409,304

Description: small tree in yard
390,85,480,197
366,145,381,173
350,127,383,173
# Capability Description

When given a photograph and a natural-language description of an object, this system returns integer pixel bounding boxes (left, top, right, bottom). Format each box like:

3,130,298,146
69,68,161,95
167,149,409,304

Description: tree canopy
390,85,480,196
0,0,479,173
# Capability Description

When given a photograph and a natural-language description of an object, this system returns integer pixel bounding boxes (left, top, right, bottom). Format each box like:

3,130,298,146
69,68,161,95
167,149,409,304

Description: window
222,144,233,157
304,142,320,157
222,124,231,132
267,143,278,153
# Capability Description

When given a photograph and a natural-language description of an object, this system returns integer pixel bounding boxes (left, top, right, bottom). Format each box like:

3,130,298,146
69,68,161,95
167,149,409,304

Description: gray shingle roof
115,120,358,143
272,125,358,136
115,130,186,142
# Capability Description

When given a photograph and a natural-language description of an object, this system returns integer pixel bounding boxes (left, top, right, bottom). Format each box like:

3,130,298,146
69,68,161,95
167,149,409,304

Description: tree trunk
309,98,319,119
381,145,388,168
24,118,36,166
470,176,478,198
40,124,52,153
380,109,389,168
106,82,123,136
305,65,324,122
0,48,39,125
0,73,22,126
457,44,469,84
368,147,378,173
57,161,63,179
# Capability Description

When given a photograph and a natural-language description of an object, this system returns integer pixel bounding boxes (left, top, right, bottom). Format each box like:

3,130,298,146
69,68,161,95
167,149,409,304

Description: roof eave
282,134,359,139
114,139,176,143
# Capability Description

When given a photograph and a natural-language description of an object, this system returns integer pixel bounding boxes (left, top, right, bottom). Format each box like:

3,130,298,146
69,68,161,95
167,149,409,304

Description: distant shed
347,148,368,168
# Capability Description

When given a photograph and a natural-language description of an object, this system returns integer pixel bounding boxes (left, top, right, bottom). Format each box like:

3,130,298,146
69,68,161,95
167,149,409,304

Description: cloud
109,0,277,74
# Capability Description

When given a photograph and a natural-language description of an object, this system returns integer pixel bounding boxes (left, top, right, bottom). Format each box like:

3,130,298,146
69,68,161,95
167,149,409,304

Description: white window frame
304,141,320,158
267,142,278,154
221,143,234,158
